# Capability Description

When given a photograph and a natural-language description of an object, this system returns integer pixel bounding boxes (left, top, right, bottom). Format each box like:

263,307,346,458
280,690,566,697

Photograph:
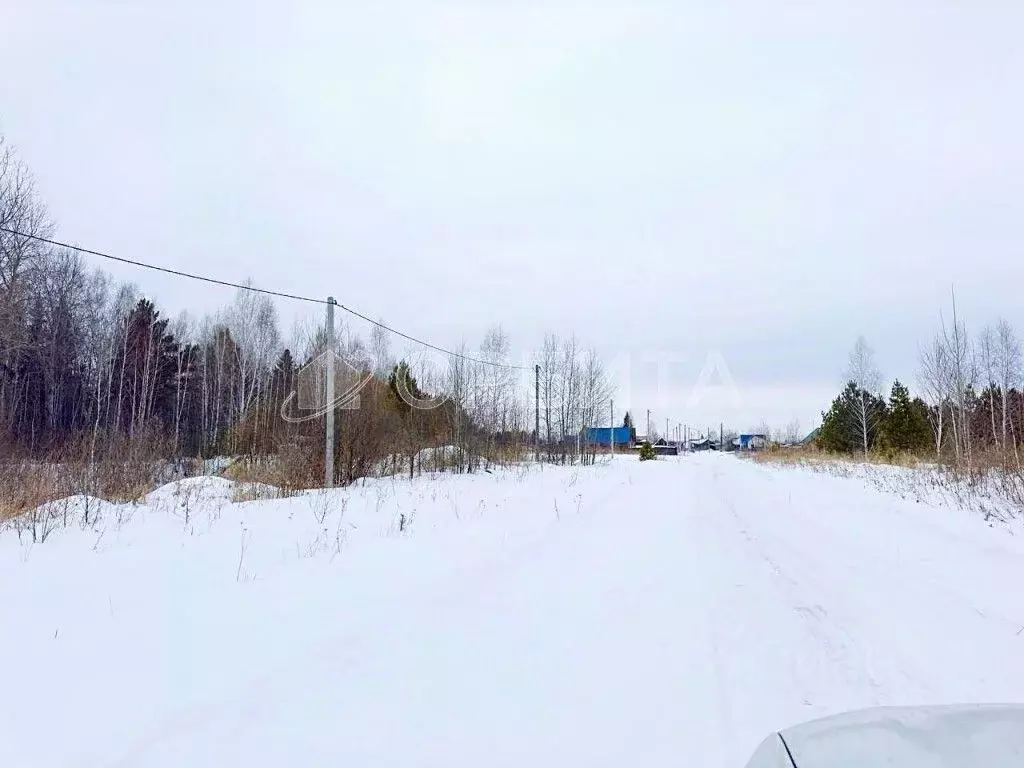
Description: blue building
737,433,768,450
585,426,634,447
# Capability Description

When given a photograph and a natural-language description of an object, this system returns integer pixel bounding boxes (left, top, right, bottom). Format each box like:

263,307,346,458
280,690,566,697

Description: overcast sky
2,1,1023,435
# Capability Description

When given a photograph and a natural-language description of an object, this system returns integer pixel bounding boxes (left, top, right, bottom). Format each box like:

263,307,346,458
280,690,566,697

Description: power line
1,227,326,304
0,226,526,370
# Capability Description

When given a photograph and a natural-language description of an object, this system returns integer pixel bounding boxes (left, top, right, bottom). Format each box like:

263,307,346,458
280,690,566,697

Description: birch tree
996,318,1021,462
445,345,471,472
845,336,882,459
978,325,1000,449
537,334,560,458
918,334,950,459
941,294,975,468
580,347,611,465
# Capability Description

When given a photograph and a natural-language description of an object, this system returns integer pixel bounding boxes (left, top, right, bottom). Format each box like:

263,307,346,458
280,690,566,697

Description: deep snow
3,453,1024,767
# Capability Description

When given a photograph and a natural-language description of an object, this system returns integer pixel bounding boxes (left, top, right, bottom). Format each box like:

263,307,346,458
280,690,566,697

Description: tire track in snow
714,456,1024,706
699,459,923,709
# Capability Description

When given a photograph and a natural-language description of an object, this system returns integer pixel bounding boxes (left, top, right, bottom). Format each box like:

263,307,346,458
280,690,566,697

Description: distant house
688,437,714,451
735,433,769,451
801,427,820,446
585,426,635,447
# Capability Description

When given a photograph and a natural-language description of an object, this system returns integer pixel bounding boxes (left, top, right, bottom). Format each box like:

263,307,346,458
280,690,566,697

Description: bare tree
445,345,470,471
370,322,393,379
536,334,560,459
580,346,611,464
918,334,950,460
479,326,513,466
226,285,280,448
978,325,999,449
845,336,882,459
0,135,53,439
941,292,975,469
559,336,582,463
0,135,52,352
169,312,195,455
996,318,1021,463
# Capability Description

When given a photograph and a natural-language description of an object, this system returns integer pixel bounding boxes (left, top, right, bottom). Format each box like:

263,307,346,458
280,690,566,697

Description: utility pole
665,418,669,444
720,422,724,451
647,409,651,441
324,296,336,488
610,399,615,457
534,364,540,463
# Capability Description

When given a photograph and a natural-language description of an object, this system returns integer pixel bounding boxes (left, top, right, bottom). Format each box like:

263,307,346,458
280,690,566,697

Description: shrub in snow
639,441,656,461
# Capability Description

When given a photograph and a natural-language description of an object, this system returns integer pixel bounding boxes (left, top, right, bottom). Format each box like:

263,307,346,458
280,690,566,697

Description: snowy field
4,453,1024,767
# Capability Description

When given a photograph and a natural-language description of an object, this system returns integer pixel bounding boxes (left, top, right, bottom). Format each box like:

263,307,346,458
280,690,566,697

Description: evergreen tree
112,299,180,434
388,360,423,414
817,381,887,454
270,349,295,397
817,390,852,453
879,380,931,453
623,411,633,429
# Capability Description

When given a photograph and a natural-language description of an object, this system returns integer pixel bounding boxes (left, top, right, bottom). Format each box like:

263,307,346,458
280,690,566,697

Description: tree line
0,133,612,508
817,299,1024,470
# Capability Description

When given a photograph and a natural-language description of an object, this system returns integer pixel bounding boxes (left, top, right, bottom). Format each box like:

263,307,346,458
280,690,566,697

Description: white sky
2,1,1023,435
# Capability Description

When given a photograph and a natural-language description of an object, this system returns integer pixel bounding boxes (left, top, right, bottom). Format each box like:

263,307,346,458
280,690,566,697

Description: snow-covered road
4,453,1024,767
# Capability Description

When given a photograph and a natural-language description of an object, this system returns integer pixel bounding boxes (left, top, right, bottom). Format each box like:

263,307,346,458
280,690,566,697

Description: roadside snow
754,455,1024,524
3,454,1024,767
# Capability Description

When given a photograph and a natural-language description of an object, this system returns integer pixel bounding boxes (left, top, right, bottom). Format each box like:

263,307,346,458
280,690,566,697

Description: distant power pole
720,422,724,450
665,418,669,443
534,364,540,462
610,399,615,457
647,409,651,440
325,296,336,488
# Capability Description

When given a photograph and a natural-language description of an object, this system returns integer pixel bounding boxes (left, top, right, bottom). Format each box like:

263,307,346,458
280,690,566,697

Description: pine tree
817,392,851,453
880,380,932,453
270,349,295,397
388,360,423,414
818,381,887,454
112,299,180,435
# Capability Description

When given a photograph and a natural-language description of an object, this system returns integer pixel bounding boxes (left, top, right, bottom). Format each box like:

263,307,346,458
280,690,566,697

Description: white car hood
744,704,1024,767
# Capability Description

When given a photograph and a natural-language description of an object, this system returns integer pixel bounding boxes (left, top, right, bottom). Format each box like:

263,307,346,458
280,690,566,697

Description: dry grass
222,443,319,495
750,444,927,469
0,429,201,523
749,444,1024,521
229,482,290,503
0,457,178,522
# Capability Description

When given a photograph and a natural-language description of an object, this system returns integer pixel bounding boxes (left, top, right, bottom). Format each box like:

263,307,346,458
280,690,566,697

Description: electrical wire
0,226,526,370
